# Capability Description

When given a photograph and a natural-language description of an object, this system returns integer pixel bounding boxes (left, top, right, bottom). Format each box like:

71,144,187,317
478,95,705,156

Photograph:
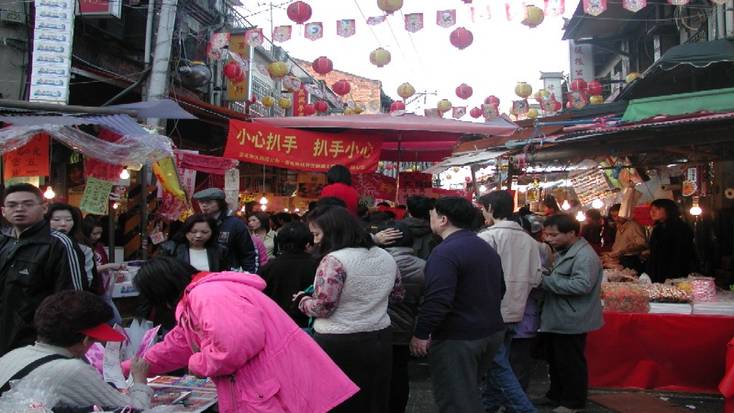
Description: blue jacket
216,212,258,273
414,229,505,341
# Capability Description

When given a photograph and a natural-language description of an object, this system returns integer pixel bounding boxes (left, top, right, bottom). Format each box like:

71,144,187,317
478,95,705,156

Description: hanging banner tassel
336,19,356,37
404,13,424,33
304,22,323,41
583,0,607,16
272,25,292,42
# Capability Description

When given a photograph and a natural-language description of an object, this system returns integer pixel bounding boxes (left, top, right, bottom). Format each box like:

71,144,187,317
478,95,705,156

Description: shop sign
224,120,381,173
80,177,114,215
569,40,594,82
3,134,50,180
293,88,309,117
226,33,251,102
30,0,75,103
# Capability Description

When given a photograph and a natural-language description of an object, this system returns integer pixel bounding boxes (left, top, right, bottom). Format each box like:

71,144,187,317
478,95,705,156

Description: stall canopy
254,113,518,162
622,87,734,122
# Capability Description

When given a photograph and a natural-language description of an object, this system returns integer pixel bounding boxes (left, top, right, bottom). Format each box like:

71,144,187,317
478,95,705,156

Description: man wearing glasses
0,183,87,356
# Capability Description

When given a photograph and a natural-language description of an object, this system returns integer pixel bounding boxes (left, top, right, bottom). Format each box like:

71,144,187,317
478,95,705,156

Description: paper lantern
515,82,532,99
455,83,473,100
232,71,245,83
332,80,351,96
450,27,473,50
223,61,242,80
267,61,289,80
527,108,539,119
303,103,316,115
437,99,452,113
589,95,604,105
625,72,641,84
278,97,292,109
369,48,391,68
312,56,333,76
534,89,550,102
344,107,355,115
287,1,312,24
522,5,545,28
261,96,275,108
314,100,329,113
377,0,403,14
587,80,603,96
397,82,415,100
469,107,483,118
570,79,587,92
484,95,500,107
390,101,406,112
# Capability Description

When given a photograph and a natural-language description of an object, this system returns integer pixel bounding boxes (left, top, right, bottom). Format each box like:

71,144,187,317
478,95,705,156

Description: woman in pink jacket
132,257,358,412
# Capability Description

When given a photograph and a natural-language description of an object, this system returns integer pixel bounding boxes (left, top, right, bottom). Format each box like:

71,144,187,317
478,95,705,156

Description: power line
351,0,384,47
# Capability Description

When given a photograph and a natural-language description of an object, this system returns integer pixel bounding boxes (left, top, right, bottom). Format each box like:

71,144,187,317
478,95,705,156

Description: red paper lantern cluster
587,80,603,96
390,101,406,112
570,79,588,92
287,1,312,24
223,61,243,81
450,27,473,50
303,103,316,116
455,83,473,100
332,80,351,96
484,95,500,107
312,56,333,76
469,107,483,119
314,101,329,113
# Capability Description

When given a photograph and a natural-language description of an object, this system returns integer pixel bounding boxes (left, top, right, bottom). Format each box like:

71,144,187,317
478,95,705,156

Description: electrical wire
350,0,385,47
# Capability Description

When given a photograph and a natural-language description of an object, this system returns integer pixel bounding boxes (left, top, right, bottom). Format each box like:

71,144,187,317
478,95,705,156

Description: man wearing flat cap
193,187,259,273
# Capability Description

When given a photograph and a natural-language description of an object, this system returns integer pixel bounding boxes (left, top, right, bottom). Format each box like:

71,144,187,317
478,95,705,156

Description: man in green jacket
539,214,603,413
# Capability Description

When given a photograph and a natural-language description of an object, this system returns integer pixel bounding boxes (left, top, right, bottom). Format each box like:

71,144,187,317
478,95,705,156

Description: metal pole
108,205,115,264
395,136,401,204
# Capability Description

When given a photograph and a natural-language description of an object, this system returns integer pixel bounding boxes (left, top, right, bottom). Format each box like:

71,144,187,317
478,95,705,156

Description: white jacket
478,220,542,323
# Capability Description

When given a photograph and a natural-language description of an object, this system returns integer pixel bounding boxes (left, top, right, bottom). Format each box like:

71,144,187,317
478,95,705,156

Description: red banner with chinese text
224,120,381,173
293,88,309,117
3,134,49,179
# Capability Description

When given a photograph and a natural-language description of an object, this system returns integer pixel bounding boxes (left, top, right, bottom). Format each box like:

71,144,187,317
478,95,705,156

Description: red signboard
293,88,309,117
224,120,381,173
3,134,50,180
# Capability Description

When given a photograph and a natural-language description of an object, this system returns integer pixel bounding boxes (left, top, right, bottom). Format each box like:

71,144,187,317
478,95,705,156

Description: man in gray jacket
540,214,603,413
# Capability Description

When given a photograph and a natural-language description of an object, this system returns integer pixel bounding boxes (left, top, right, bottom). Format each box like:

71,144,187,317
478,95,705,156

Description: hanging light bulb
284,208,289,212
261,204,267,211
112,202,120,210
591,199,604,210
259,196,268,205
479,185,487,193
561,200,571,211
43,186,55,200
294,208,301,213
119,168,130,180
690,197,702,217
575,210,586,222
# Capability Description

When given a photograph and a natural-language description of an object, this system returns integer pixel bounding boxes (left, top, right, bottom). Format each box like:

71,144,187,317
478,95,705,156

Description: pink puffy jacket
142,272,358,412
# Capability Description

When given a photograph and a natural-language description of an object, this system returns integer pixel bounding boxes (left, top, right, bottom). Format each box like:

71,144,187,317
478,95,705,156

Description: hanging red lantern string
223,61,242,80
469,107,483,119
450,27,473,50
314,101,329,113
312,56,333,76
390,101,406,112
287,1,312,24
332,80,351,96
455,83,473,100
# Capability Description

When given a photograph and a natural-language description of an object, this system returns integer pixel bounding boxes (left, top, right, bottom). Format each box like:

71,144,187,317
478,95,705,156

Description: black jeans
390,345,411,413
314,327,393,413
509,337,535,391
543,332,588,409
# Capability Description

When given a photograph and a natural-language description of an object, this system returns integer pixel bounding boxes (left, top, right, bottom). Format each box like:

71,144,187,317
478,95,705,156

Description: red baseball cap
81,323,126,342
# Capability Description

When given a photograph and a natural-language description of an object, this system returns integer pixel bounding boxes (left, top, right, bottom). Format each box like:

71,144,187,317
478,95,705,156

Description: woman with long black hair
647,198,697,283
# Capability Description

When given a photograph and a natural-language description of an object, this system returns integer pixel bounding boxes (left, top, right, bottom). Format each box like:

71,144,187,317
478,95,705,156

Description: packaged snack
602,282,650,313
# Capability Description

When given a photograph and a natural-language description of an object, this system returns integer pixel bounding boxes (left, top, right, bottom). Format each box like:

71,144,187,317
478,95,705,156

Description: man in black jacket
0,184,87,356
193,188,258,273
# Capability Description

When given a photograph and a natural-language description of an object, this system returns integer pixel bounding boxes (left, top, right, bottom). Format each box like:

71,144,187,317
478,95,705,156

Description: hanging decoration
527,108,539,119
332,80,351,96
668,0,689,4
314,101,329,113
390,101,406,112
337,19,356,37
570,78,588,92
622,0,646,12
304,22,323,41
278,97,292,110
587,80,603,96
589,95,604,105
377,0,403,14
272,25,292,42
405,13,424,33
469,3,492,22
437,99,453,114
455,83,473,100
267,61,289,80
450,27,473,50
370,48,392,68
303,103,317,116
452,106,467,119
287,1,312,24
522,5,545,28
534,89,550,102
223,61,242,81
568,91,588,109
485,95,500,107
367,15,387,25
583,0,607,16
206,32,230,61
282,76,302,92
511,100,530,115
625,72,641,83
469,107,483,119
245,28,264,47
261,96,275,108
515,82,533,99
544,0,565,16
312,56,333,76
482,103,499,120
397,82,415,100
436,10,457,28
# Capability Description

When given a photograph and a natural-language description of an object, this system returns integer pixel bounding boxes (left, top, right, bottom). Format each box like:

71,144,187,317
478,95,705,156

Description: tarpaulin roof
656,39,734,70
622,87,734,122
424,149,508,174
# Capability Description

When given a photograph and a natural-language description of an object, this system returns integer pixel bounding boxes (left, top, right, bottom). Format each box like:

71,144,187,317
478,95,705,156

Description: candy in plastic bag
0,376,58,413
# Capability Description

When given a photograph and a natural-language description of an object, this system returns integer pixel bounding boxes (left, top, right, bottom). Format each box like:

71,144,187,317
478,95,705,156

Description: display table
587,312,734,393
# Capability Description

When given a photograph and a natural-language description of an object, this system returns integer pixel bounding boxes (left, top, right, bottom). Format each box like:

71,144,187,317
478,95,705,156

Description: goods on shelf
641,283,691,303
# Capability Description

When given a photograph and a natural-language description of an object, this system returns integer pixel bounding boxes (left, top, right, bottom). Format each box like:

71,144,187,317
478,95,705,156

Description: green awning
657,39,734,70
622,87,734,122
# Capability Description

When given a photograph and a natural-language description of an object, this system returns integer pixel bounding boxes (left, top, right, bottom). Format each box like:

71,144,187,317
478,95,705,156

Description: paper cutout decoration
80,177,114,215
583,0,607,16
367,15,386,25
304,22,323,40
544,0,565,16
622,0,646,12
206,32,230,61
272,25,292,42
512,99,529,115
404,13,424,33
452,106,467,119
245,28,264,47
436,9,456,28
337,19,356,37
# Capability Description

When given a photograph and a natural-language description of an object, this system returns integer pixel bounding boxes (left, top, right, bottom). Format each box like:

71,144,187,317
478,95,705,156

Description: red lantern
469,107,483,118
455,83,473,100
484,95,500,107
552,100,562,112
223,61,242,80
312,56,333,76
303,103,316,116
314,101,329,113
231,71,245,83
587,80,603,96
450,27,473,50
570,79,588,92
390,101,406,112
287,1,312,24
332,80,351,96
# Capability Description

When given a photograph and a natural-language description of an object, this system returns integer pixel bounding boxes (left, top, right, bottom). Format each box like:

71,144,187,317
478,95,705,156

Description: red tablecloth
587,312,734,393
